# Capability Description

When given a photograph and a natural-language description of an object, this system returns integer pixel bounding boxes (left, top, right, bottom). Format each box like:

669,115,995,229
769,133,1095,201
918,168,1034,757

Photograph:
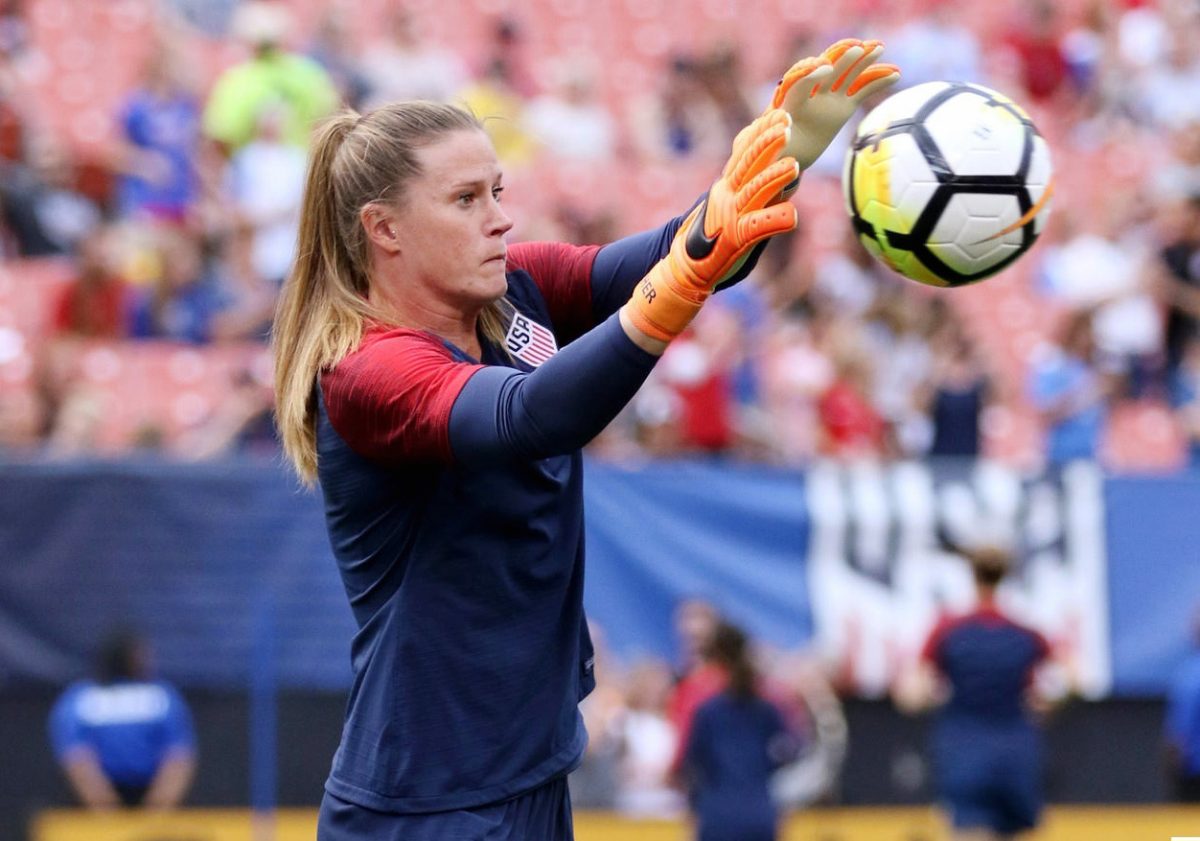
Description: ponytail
273,112,372,483
707,622,759,701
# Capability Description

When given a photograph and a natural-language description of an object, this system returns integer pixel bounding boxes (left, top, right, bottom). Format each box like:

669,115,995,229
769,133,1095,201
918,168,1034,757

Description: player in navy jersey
680,622,799,841
271,41,898,841
895,547,1063,841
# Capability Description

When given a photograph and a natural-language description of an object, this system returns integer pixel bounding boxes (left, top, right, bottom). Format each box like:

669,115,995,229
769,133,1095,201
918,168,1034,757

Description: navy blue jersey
682,691,794,841
317,243,600,813
314,217,749,814
921,603,1050,834
922,603,1050,725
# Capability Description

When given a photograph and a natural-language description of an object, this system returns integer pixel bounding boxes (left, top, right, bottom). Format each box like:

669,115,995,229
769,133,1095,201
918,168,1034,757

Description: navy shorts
317,776,574,841
934,723,1043,835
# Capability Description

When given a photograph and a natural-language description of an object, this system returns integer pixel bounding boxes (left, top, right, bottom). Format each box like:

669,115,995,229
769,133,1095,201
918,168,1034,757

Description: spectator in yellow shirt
202,1,338,154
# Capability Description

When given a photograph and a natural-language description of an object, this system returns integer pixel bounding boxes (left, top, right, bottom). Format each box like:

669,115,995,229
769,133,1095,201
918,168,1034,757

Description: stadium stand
3,0,1190,467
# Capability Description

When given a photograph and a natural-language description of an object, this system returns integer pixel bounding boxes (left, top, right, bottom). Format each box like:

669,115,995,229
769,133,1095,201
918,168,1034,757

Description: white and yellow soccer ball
842,81,1054,287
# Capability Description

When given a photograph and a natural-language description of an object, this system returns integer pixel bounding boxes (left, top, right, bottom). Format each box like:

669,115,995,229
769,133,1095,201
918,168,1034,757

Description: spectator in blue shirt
127,229,231,344
1166,608,1200,802
1169,337,1200,468
1029,310,1116,465
48,630,196,810
113,43,203,224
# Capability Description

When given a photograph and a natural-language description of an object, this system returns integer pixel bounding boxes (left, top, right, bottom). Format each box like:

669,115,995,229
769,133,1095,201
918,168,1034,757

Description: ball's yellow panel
882,245,952,287
852,134,938,236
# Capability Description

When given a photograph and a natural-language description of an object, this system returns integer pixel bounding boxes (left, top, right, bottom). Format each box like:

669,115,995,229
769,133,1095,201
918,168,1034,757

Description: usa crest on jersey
504,313,558,367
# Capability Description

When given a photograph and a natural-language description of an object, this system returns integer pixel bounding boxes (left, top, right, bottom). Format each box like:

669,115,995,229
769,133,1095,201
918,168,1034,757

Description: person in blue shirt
113,46,202,223
1165,608,1200,802
127,230,231,344
925,320,992,459
1168,338,1200,468
680,621,799,841
1028,310,1116,466
48,630,196,810
895,547,1062,841
270,42,898,841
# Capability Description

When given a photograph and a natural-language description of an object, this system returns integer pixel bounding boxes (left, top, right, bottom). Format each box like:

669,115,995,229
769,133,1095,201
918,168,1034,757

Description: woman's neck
368,286,483,359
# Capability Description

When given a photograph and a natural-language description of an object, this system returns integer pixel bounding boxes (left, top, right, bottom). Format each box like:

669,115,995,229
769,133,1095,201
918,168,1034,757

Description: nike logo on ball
975,178,1055,244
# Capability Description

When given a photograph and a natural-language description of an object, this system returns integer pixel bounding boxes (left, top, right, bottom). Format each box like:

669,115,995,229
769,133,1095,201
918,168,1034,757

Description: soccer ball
842,81,1054,288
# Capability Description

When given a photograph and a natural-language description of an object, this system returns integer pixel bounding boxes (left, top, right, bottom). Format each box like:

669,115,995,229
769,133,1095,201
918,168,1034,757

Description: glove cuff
622,260,710,343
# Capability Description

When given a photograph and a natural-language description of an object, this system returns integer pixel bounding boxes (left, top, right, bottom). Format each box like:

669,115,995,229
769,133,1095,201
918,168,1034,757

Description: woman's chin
480,268,510,300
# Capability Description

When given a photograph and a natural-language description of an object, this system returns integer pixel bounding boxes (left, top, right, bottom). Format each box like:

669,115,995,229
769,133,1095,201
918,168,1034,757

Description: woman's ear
361,204,402,254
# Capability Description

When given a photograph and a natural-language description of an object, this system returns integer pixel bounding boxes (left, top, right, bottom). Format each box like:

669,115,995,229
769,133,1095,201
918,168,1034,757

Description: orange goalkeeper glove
623,109,799,343
768,38,900,175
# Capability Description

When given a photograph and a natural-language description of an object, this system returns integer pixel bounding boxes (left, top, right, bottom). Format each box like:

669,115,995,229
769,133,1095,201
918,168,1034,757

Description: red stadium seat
0,259,75,339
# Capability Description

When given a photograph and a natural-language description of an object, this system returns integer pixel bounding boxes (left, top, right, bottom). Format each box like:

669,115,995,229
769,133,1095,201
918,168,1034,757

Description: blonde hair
273,101,511,482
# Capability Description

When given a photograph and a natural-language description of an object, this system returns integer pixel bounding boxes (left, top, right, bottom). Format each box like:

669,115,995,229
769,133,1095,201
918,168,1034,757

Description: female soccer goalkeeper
272,39,896,841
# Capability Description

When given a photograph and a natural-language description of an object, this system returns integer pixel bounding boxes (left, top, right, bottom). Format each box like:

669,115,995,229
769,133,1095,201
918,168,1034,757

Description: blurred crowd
570,600,847,818
0,0,1198,469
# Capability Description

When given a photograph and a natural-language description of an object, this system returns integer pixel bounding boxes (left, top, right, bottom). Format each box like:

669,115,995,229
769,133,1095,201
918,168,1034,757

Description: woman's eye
458,193,474,205
492,187,504,201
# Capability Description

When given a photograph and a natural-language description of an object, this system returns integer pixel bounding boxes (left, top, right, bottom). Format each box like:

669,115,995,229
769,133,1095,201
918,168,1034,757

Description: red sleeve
920,615,955,671
506,241,601,339
320,328,485,464
1030,628,1052,664
667,665,727,775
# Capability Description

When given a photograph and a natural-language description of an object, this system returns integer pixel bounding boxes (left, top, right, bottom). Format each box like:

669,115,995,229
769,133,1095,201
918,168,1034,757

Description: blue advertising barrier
1106,473,1200,695
584,460,811,662
0,458,350,689
0,458,1197,695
